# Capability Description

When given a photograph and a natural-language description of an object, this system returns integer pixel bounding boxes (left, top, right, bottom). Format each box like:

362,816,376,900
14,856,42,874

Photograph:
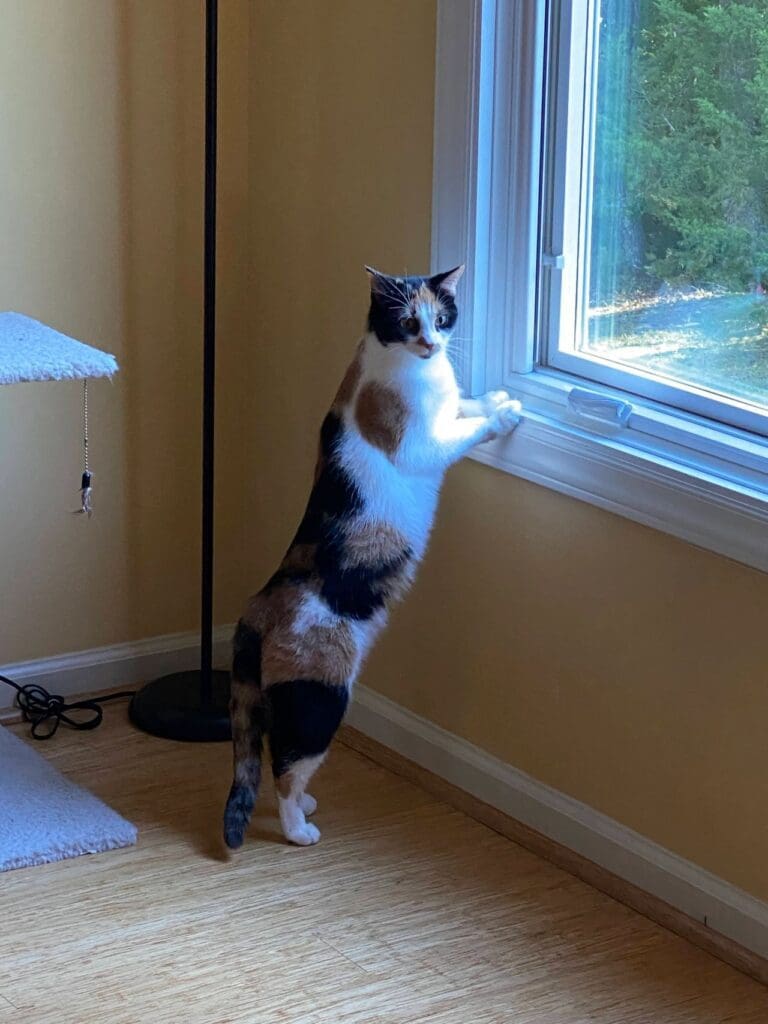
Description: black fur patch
265,413,363,592
292,412,363,546
317,521,412,619
319,407,344,457
268,408,412,619
232,620,262,684
268,564,313,588
433,292,458,332
367,275,421,343
268,679,349,778
272,409,408,621
318,561,401,619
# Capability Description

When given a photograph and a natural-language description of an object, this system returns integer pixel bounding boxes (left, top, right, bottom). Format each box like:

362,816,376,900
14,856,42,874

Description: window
543,0,768,436
433,0,768,573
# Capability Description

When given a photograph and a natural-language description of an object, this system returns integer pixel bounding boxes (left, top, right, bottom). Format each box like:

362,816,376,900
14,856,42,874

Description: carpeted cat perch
0,312,134,871
0,311,118,384
0,725,136,872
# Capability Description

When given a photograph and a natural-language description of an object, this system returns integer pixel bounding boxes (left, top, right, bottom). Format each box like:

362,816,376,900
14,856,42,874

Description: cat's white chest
340,343,461,558
340,430,441,558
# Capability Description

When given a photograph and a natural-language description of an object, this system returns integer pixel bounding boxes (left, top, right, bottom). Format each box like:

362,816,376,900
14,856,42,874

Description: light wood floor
2,711,767,1023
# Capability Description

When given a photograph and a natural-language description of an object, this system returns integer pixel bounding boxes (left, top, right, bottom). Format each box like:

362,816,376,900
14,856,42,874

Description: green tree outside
592,0,768,300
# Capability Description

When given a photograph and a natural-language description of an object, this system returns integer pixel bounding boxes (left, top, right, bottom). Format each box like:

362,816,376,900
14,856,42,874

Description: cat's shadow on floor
166,786,289,862
195,807,286,861
93,727,291,862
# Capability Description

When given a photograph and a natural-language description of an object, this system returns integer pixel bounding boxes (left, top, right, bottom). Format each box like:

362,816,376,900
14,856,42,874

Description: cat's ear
364,265,390,297
429,264,465,297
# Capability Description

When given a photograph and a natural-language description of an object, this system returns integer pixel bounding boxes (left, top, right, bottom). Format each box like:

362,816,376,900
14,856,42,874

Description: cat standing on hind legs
223,264,521,849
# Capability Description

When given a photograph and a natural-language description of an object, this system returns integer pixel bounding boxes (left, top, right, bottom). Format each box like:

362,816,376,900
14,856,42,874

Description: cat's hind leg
300,792,317,816
276,756,325,846
267,679,349,846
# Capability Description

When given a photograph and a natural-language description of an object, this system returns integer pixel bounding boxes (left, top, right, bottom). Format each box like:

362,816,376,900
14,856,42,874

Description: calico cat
223,265,521,848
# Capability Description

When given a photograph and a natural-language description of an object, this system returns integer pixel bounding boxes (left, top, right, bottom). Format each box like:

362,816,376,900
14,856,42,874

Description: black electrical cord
0,674,135,741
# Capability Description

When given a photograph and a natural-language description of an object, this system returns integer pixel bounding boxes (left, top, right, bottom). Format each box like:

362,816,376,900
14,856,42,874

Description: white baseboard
347,684,768,961
0,625,234,711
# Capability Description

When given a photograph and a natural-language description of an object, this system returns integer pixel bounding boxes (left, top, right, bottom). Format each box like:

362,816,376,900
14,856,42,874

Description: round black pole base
129,670,231,742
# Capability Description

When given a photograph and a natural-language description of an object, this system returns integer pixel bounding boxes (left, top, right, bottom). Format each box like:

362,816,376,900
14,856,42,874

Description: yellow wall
220,0,438,611
3,0,768,903
0,0,133,658
0,0,248,660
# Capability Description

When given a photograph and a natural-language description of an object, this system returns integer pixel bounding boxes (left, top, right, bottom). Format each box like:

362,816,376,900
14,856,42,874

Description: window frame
432,0,768,574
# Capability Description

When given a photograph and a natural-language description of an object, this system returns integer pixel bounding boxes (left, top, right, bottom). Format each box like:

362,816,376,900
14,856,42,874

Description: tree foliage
592,0,768,298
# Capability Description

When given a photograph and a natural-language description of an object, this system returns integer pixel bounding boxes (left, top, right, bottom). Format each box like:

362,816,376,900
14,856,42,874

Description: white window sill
472,371,768,574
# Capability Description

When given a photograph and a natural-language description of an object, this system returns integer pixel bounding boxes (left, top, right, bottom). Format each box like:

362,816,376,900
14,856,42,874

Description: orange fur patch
341,521,409,569
355,381,408,455
230,681,262,782
382,559,417,605
243,585,302,634
262,614,357,687
414,283,434,306
245,584,358,687
340,520,415,607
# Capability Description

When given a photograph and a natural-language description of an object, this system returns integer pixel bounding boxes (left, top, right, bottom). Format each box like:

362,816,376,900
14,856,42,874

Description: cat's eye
400,316,420,335
435,314,448,328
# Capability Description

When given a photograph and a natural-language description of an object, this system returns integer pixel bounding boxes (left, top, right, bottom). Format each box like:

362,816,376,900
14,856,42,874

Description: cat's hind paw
300,792,317,816
285,821,321,846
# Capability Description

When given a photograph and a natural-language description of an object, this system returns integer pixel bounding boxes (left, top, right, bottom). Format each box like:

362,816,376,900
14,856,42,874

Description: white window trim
432,0,768,574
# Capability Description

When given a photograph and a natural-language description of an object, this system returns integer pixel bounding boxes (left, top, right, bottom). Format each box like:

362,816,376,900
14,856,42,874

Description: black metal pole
128,0,230,741
200,0,218,704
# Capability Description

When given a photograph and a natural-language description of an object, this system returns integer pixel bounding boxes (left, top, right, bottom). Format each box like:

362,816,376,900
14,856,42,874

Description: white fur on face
395,286,451,360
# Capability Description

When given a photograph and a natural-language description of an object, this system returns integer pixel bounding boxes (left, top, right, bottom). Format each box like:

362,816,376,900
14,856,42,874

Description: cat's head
364,265,464,360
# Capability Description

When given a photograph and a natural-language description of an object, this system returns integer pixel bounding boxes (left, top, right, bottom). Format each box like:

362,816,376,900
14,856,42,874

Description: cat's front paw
483,389,511,413
489,400,522,437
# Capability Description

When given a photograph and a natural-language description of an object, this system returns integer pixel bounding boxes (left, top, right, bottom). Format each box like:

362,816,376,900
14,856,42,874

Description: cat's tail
223,621,266,850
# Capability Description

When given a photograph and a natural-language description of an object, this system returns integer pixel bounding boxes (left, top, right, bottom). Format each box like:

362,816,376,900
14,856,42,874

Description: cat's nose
417,337,436,354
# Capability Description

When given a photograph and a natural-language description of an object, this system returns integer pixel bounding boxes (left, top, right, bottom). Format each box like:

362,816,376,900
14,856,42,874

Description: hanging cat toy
73,378,93,517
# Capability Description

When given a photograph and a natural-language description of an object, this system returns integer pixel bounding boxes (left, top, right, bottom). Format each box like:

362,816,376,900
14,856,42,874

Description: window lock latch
542,251,565,270
567,387,633,427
